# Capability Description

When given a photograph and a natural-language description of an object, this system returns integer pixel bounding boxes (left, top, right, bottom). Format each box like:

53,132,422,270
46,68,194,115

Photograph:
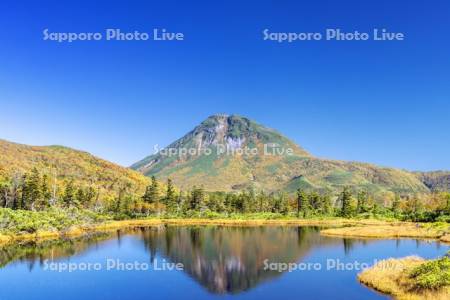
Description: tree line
139,177,450,221
1,169,449,221
0,168,100,210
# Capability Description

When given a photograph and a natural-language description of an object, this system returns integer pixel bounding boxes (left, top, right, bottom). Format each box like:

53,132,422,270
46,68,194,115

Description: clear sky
0,0,449,170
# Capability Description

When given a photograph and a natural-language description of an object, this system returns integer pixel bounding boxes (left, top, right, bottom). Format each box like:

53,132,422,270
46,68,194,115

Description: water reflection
0,226,443,296
138,226,342,293
0,226,344,294
0,233,111,271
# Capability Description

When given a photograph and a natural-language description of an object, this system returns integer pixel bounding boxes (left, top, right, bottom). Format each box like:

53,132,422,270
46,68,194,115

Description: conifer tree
27,168,42,210
356,190,368,214
77,188,86,207
296,188,308,217
11,174,21,210
20,174,28,209
257,191,268,213
164,178,177,211
340,186,353,217
142,176,160,205
309,191,320,211
392,193,401,215
39,174,51,209
63,179,76,207
190,186,204,210
321,193,333,215
277,192,289,215
224,193,233,213
0,181,8,208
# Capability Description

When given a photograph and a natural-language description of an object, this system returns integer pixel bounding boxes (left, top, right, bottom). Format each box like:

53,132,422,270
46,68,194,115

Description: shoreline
0,218,448,246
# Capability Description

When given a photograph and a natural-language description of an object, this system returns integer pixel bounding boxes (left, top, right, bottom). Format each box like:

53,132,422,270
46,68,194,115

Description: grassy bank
0,209,390,245
0,216,393,245
0,207,448,246
358,255,450,300
320,222,450,243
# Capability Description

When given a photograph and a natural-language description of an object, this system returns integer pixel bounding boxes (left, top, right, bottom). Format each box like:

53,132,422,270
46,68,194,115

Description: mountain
0,139,149,197
131,114,431,195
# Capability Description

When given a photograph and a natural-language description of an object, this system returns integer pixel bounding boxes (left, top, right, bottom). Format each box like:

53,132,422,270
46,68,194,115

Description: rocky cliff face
131,114,431,195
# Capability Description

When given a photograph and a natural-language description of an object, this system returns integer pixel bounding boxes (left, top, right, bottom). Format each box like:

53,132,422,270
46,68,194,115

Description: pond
0,226,447,300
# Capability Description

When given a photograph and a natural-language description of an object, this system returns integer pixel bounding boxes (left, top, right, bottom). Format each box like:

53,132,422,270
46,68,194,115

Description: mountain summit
131,115,430,195
132,114,308,172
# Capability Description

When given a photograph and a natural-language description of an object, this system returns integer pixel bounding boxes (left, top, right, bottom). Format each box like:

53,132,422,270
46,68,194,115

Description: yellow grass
321,224,449,243
358,257,450,300
157,218,395,227
0,234,12,244
0,218,379,245
441,234,450,243
0,218,447,246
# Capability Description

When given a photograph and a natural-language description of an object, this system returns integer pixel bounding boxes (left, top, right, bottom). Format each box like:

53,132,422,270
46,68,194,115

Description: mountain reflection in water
139,226,340,293
0,226,347,294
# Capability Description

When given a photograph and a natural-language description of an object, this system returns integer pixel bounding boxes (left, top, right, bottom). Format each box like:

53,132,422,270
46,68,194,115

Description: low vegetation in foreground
358,253,450,300
0,207,110,235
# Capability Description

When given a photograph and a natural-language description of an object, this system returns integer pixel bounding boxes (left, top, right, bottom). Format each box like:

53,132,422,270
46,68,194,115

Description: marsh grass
321,223,449,243
358,255,450,300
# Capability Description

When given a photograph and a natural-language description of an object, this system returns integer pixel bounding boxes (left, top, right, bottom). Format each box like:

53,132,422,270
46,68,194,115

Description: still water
0,226,447,300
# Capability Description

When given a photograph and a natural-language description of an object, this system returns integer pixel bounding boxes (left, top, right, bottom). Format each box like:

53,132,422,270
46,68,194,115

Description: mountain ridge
1,114,448,198
0,138,149,199
131,114,435,196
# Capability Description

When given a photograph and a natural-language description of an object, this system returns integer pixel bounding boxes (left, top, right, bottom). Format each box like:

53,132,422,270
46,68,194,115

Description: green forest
1,168,449,234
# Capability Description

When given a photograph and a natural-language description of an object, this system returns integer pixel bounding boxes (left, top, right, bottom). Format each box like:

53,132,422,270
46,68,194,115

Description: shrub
0,208,110,234
409,255,450,290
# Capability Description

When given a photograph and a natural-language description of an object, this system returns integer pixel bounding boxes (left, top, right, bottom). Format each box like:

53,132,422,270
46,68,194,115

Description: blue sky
0,0,449,170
